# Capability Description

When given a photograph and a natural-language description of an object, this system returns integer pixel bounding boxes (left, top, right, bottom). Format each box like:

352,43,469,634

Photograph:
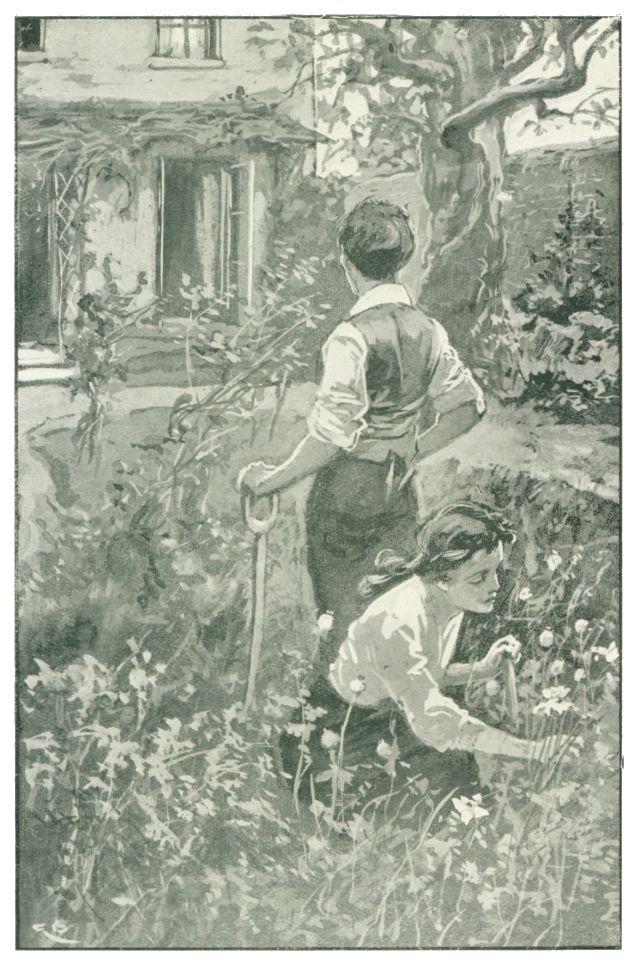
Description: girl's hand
528,733,573,765
475,634,521,677
236,461,277,496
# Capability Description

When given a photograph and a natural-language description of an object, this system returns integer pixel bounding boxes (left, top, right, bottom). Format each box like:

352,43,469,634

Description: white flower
574,619,589,634
477,891,498,911
533,685,575,716
539,628,554,649
592,642,619,664
461,860,480,883
376,739,393,759
349,675,366,694
546,551,562,572
574,668,586,682
307,835,326,853
317,612,334,637
518,587,533,602
485,679,500,697
549,659,565,676
128,667,151,690
452,793,489,825
320,729,340,750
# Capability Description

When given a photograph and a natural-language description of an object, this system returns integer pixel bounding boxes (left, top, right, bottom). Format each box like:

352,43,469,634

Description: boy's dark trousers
305,450,417,673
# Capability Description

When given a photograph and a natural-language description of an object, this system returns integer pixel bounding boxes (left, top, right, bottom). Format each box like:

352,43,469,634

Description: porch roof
17,94,327,168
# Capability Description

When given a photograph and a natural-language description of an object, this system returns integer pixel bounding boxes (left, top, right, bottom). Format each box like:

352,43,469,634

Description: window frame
16,17,47,62
155,156,248,324
152,17,224,68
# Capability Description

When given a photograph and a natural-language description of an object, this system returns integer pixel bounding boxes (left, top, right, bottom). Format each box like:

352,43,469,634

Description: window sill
18,366,77,386
18,345,64,367
18,346,77,385
148,57,226,71
17,50,48,63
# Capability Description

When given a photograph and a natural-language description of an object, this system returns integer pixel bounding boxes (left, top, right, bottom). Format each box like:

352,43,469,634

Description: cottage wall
17,17,312,367
18,17,310,121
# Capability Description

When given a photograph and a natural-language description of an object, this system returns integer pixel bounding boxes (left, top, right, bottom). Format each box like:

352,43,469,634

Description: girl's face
439,542,504,614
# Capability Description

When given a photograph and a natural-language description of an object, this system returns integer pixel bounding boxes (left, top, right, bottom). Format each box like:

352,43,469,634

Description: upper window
16,18,44,52
156,18,222,60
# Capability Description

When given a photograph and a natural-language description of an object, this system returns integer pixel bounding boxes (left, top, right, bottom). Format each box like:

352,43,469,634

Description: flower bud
317,612,334,638
349,676,366,694
485,679,500,697
539,628,554,649
546,551,562,572
320,729,340,750
574,618,589,634
376,740,393,759
518,587,533,602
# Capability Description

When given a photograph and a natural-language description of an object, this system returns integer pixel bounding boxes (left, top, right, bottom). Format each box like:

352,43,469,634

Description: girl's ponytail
358,548,422,598
359,501,516,599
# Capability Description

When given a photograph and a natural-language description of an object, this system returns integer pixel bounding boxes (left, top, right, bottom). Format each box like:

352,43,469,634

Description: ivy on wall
17,94,323,345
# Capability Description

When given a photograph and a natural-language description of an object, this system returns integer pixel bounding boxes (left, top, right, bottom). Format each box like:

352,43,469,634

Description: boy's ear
436,579,449,593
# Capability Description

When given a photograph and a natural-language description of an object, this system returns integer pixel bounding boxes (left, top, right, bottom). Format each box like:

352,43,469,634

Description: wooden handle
241,492,279,535
501,654,519,726
242,532,267,717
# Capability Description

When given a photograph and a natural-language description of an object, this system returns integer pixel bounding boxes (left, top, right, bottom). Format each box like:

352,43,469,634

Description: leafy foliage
474,192,619,423
19,451,619,947
513,192,617,324
66,259,161,461
18,96,319,184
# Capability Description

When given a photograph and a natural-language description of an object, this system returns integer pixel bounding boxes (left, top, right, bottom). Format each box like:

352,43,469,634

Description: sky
505,19,620,154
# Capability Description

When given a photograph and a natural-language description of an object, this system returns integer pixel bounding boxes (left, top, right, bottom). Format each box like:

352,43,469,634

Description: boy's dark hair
338,198,415,281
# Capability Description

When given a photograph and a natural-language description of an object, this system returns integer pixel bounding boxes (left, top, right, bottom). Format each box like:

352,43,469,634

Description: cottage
17,17,318,385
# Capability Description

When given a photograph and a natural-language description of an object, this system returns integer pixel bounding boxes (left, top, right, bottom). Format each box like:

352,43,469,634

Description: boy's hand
236,461,277,496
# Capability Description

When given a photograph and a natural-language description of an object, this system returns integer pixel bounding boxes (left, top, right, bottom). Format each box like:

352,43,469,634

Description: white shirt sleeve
329,586,491,754
427,321,486,416
307,322,369,451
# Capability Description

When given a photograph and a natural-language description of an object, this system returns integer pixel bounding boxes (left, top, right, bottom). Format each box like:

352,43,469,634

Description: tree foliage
252,17,619,337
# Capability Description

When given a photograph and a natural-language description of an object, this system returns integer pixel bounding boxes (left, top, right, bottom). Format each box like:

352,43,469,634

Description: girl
280,502,565,809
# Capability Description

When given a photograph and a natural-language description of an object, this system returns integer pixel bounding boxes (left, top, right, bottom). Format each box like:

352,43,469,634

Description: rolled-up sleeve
307,323,369,451
427,321,485,416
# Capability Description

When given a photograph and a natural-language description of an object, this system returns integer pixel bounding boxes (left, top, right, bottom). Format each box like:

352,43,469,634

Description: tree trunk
415,23,510,351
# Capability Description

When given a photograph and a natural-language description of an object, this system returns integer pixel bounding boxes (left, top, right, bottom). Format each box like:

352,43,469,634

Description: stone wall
502,138,619,302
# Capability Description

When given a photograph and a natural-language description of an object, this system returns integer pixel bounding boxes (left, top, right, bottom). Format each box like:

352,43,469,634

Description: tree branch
499,19,548,84
441,18,619,147
336,17,455,88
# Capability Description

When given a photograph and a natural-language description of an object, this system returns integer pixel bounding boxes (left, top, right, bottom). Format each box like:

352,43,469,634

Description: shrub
473,191,619,424
512,191,617,324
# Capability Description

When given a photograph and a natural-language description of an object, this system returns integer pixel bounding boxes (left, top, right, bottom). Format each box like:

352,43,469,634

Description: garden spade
240,491,279,717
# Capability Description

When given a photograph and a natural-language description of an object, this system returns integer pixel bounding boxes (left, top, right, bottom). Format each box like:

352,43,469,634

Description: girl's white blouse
329,575,493,754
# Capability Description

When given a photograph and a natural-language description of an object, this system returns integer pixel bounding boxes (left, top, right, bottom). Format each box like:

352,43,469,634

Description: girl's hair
359,501,516,598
